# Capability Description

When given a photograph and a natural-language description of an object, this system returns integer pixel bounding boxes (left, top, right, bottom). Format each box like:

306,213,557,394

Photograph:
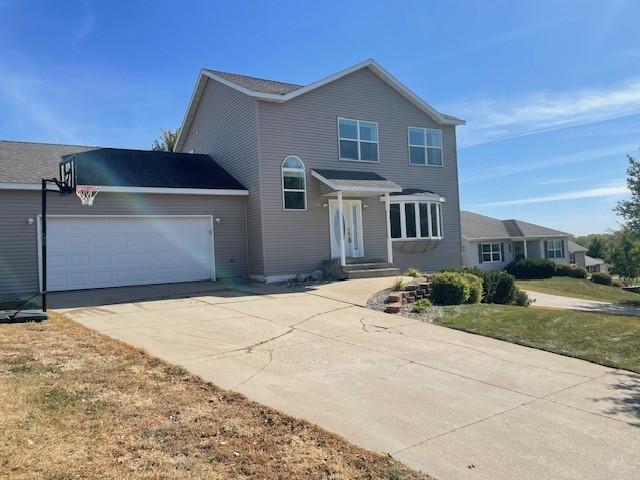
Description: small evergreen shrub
612,278,624,288
506,258,555,279
591,272,613,286
513,288,534,307
554,264,573,276
483,270,516,304
321,259,345,281
568,267,588,278
430,272,471,305
460,273,483,304
404,267,421,278
411,298,432,313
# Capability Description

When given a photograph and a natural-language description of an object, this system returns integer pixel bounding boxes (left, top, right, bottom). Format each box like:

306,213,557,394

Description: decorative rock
387,293,403,304
296,273,307,282
310,269,324,281
404,285,418,291
385,302,403,314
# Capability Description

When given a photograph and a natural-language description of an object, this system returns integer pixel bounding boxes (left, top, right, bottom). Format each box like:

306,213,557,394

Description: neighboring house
568,241,608,273
0,59,465,297
461,211,574,271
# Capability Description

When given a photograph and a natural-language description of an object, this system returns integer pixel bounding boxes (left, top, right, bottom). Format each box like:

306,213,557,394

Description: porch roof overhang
311,169,402,197
380,188,446,203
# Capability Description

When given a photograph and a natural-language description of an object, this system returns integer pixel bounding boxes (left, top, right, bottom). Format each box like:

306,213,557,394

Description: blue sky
1,0,639,235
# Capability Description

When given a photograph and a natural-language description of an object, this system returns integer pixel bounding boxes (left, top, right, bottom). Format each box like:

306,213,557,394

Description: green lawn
516,277,640,306
437,304,640,373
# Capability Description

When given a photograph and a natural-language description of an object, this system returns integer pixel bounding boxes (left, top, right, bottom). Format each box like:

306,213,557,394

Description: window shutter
500,242,504,262
561,239,565,258
544,240,548,259
478,244,483,264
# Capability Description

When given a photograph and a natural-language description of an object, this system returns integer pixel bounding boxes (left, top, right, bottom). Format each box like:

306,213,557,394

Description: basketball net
76,185,100,206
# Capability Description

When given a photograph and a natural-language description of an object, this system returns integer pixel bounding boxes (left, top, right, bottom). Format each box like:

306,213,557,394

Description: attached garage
0,142,249,298
42,216,215,291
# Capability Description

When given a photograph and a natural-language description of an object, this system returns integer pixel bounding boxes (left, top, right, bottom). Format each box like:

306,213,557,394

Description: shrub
506,258,555,279
612,278,624,288
439,267,515,304
404,267,421,278
513,288,534,307
460,273,483,304
591,272,613,286
554,264,573,276
483,270,516,304
321,259,345,281
391,278,406,291
411,298,432,313
430,272,470,305
568,267,588,279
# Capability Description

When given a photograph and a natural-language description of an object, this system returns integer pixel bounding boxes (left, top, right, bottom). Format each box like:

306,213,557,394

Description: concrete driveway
56,280,640,480
526,290,640,316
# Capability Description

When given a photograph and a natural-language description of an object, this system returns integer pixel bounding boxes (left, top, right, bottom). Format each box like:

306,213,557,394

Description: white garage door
43,216,214,292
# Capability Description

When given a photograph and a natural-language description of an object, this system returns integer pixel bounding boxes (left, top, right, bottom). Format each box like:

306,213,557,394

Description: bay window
389,201,443,240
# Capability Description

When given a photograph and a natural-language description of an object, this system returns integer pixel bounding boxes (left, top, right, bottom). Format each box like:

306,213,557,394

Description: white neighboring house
461,211,575,271
569,240,608,273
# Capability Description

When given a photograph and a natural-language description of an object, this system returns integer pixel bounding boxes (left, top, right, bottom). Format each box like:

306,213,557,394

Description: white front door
328,199,364,258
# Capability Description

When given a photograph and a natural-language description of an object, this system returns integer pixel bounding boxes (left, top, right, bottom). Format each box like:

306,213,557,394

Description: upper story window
389,201,442,240
546,239,564,259
338,117,379,162
282,156,306,210
408,127,443,166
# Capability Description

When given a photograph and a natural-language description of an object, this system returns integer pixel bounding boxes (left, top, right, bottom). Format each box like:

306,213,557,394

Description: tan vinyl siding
179,78,264,276
257,67,462,276
0,191,247,298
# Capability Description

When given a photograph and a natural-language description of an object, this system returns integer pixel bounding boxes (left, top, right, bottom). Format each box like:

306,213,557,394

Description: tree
616,155,640,234
607,227,640,281
575,234,611,259
151,128,180,152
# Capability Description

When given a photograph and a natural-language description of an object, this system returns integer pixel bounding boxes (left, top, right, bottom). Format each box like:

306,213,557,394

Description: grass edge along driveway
516,277,640,306
0,313,430,480
437,304,640,373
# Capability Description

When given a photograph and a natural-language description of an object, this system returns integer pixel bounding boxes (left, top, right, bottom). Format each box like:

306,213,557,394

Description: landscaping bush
321,259,345,281
568,267,588,279
430,272,470,305
554,264,574,276
513,288,534,307
460,273,483,304
506,258,555,279
411,298,432,313
613,278,624,288
483,270,516,304
591,272,613,286
404,267,421,278
439,267,515,304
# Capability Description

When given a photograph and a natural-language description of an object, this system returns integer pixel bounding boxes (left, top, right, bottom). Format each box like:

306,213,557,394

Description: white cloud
476,182,629,208
461,143,638,183
450,79,640,147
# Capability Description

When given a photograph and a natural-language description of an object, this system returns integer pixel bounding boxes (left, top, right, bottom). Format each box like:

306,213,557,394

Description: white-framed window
389,201,442,240
480,243,502,263
282,156,306,210
338,117,379,162
547,239,564,259
408,127,443,166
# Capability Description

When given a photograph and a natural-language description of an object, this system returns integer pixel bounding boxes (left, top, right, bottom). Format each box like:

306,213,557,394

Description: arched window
282,156,306,210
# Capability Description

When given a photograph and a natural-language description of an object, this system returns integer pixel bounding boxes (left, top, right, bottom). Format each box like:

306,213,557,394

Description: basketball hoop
76,185,100,206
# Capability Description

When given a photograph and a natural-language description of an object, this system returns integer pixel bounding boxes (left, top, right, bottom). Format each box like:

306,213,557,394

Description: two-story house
0,59,464,298
175,59,465,282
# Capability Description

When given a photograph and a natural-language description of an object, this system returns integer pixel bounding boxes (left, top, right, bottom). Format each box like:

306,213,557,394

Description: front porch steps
342,258,400,279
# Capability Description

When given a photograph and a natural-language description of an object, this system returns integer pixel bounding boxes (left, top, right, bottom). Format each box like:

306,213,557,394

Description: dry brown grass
0,313,431,480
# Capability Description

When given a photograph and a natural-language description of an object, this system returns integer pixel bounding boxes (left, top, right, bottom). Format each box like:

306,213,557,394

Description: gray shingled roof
568,239,588,253
0,140,98,184
585,255,605,267
461,211,570,240
205,70,303,95
312,169,401,191
0,140,246,190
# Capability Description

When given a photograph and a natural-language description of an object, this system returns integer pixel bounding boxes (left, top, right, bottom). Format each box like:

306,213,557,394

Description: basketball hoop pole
41,177,74,312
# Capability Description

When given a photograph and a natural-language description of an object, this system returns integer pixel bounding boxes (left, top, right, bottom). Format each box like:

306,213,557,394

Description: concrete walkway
526,290,640,316
55,281,640,480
